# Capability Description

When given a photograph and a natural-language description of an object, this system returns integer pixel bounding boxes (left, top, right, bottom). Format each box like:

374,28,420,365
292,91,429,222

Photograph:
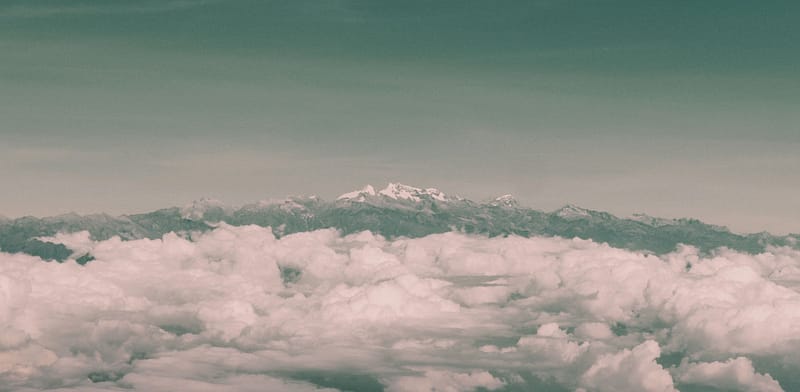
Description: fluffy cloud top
579,340,676,392
1,224,799,390
677,357,783,392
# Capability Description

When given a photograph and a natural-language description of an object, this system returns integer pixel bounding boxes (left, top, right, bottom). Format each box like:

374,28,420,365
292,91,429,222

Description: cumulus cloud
2,224,800,390
677,357,783,392
385,369,504,392
578,341,676,392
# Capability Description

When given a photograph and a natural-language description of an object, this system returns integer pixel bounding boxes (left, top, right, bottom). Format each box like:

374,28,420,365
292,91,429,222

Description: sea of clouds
2,224,800,391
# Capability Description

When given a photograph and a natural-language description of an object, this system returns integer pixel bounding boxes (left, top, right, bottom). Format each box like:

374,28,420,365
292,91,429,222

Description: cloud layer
2,225,800,391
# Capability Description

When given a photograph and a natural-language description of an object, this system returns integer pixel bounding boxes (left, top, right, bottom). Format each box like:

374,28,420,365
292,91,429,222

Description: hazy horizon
1,180,797,237
2,0,798,233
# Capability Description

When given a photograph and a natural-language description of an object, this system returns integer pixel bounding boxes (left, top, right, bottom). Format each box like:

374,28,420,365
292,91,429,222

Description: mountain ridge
0,183,797,263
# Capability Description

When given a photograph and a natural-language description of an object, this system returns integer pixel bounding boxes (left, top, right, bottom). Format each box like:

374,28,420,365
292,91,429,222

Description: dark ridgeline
0,185,796,263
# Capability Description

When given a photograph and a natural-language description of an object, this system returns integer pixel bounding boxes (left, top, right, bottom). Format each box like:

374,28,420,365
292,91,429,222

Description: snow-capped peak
337,185,377,202
181,197,226,220
379,183,448,202
555,204,592,219
489,194,518,208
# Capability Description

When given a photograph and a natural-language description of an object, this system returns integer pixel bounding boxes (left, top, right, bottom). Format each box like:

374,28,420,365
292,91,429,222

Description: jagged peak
378,183,448,202
181,197,227,220
488,194,519,207
241,195,319,214
337,185,377,202
629,213,675,227
554,204,592,219
337,183,450,203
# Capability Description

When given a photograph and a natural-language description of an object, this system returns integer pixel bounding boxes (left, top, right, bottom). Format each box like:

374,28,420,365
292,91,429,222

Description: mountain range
1,183,797,263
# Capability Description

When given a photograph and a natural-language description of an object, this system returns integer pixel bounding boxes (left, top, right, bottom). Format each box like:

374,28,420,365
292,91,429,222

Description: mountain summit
488,194,519,208
379,183,448,201
555,204,594,220
337,185,377,202
338,183,452,203
180,197,227,220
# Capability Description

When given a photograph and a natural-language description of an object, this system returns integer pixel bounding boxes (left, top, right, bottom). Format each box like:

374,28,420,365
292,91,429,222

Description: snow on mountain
378,183,448,202
337,185,377,202
338,183,450,203
489,194,519,208
555,204,592,219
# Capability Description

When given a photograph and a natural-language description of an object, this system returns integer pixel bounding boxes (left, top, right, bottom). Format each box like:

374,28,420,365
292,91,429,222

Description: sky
0,0,798,234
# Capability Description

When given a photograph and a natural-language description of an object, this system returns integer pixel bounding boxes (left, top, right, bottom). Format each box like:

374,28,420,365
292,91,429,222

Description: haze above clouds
1,0,798,233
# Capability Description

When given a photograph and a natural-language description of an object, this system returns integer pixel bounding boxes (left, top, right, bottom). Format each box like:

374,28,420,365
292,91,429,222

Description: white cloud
385,369,504,392
3,225,800,390
579,341,676,392
677,357,784,392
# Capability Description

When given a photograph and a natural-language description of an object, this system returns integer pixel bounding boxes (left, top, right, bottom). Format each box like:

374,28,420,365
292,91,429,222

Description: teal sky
1,0,798,234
